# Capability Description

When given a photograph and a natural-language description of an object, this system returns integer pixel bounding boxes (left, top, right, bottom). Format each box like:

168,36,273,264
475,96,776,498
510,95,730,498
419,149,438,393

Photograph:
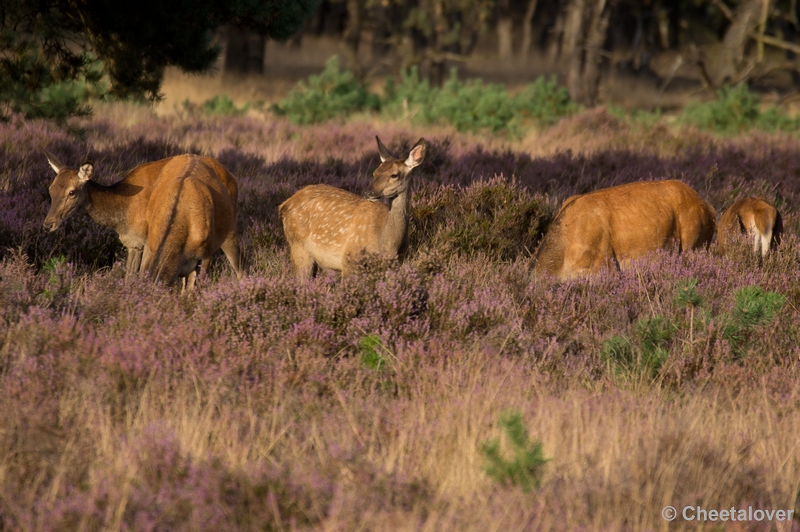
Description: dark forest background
224,0,800,106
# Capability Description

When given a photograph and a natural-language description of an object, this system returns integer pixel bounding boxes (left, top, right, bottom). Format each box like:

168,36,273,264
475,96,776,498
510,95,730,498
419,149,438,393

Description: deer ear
41,148,65,174
404,138,426,169
78,162,94,182
376,136,394,162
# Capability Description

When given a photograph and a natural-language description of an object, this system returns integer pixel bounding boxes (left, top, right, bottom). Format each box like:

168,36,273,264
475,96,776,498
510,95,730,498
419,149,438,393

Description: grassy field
1,104,799,531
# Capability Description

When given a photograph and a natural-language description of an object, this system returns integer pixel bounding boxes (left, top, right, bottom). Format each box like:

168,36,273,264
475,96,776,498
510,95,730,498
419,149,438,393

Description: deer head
366,137,426,202
42,148,95,232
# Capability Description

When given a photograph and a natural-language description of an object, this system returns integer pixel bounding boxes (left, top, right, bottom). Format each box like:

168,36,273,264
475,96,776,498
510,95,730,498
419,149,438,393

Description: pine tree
0,0,318,121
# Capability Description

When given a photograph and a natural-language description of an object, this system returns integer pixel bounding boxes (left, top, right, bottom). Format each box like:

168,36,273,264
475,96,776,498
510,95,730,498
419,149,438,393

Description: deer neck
378,184,411,253
83,181,133,233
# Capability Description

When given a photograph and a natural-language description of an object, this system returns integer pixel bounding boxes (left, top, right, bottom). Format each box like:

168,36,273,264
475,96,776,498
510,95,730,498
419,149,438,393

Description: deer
140,154,243,290
279,137,426,279
42,150,240,278
717,197,782,259
532,180,717,279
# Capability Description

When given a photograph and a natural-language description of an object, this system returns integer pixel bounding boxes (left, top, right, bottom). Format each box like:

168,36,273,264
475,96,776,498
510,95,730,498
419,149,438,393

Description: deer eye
68,190,76,196
390,174,399,179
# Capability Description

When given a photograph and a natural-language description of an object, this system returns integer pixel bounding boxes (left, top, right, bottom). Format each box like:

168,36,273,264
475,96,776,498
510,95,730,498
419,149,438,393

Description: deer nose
364,191,381,202
43,220,56,231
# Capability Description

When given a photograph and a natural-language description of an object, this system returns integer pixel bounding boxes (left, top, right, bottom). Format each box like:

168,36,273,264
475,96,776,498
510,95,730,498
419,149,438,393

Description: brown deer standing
279,137,426,278
717,197,782,258
533,180,716,279
140,154,243,290
42,150,239,277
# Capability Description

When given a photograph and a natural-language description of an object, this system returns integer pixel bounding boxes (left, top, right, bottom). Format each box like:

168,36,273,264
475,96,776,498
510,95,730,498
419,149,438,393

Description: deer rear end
717,197,782,258
141,155,242,290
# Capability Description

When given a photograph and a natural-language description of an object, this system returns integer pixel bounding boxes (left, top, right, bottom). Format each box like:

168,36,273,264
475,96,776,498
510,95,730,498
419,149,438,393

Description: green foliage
0,43,106,122
635,316,673,373
384,67,576,135
382,68,437,118
602,316,672,378
723,286,785,348
203,95,251,116
682,85,800,134
604,282,787,378
481,410,547,492
600,334,634,370
429,70,518,134
1,0,318,122
272,57,380,124
38,255,71,305
674,278,702,308
513,76,578,127
359,334,386,371
731,286,785,328
276,62,576,134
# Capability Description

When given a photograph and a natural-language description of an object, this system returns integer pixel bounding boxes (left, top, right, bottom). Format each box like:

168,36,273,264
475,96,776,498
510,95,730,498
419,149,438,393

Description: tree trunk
546,6,566,64
497,17,514,62
496,0,513,62
581,0,612,106
564,0,587,103
668,0,681,48
723,0,766,64
343,0,363,76
518,0,539,63
224,26,265,75
708,0,770,86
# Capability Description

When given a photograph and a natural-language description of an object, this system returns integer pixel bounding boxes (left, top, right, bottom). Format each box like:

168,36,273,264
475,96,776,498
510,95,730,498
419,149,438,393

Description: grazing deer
279,137,426,278
533,180,716,279
717,197,782,258
140,154,243,290
42,150,239,277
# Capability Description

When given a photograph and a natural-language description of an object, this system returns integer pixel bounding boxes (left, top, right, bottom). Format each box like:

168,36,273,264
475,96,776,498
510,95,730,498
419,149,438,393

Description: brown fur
279,137,426,278
140,155,242,290
717,197,782,258
42,150,238,277
533,180,717,279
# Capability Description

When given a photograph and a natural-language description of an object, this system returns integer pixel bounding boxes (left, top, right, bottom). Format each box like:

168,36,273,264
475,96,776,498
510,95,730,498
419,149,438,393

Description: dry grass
4,353,800,530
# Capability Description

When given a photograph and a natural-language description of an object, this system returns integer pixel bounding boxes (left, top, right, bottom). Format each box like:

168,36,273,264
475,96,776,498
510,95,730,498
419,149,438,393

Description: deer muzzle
43,212,61,232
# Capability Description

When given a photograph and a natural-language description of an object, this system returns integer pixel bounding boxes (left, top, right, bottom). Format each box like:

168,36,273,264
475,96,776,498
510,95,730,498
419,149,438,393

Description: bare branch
750,32,800,54
709,0,734,21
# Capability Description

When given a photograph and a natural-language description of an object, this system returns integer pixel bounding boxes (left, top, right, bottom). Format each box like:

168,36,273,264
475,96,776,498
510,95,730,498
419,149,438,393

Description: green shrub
682,85,799,134
272,56,380,124
359,334,386,371
2,53,108,123
203,94,250,116
276,59,576,134
513,76,577,127
723,286,785,350
481,410,547,492
674,278,702,308
382,67,437,119
431,70,518,134
636,316,673,374
384,68,576,135
600,334,634,370
602,316,673,378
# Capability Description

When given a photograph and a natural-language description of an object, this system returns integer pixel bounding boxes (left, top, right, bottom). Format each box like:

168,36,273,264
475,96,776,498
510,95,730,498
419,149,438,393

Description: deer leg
221,234,244,279
760,228,772,259
140,246,154,278
125,247,143,277
289,243,315,279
